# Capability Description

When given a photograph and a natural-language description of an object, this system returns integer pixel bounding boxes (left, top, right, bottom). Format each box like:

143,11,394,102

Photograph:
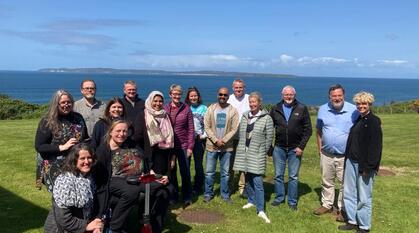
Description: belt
321,150,345,157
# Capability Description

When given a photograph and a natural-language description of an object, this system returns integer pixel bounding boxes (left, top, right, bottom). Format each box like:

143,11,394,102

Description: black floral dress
35,112,87,192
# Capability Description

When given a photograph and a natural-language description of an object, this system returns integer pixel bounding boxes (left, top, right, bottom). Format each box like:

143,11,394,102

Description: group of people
35,78,382,233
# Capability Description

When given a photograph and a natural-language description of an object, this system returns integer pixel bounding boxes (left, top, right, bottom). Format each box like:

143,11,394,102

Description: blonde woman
338,92,382,233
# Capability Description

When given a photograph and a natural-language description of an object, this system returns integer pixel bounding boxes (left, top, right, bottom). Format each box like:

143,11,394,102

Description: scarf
145,91,174,149
53,172,94,219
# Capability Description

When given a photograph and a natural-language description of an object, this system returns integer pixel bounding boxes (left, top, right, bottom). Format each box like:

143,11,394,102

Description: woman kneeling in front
44,143,103,233
95,120,145,233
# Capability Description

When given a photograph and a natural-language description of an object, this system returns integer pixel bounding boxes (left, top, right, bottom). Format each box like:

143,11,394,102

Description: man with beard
203,87,239,203
74,79,106,137
313,84,359,222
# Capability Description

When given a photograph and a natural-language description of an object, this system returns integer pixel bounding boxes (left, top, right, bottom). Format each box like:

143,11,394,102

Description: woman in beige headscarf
144,91,174,178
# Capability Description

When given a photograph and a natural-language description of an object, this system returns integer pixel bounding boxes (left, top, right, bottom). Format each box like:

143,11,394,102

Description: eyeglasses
59,101,72,106
83,87,96,90
218,93,228,97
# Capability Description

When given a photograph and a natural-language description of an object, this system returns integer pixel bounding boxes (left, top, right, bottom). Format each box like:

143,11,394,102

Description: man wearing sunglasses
203,87,239,204
74,79,106,137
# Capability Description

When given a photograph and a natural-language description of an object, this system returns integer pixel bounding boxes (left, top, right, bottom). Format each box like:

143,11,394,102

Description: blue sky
0,1,418,78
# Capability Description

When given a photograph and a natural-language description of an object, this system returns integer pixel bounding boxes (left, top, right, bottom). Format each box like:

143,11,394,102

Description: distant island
38,68,297,78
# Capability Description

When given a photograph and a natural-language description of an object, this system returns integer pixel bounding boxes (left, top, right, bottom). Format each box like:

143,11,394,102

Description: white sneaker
257,211,271,224
242,203,255,209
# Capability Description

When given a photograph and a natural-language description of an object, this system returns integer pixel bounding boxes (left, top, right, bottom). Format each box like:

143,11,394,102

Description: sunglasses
218,93,228,97
82,87,96,90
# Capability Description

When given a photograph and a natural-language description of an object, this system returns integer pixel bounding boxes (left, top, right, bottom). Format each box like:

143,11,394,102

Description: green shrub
0,94,47,120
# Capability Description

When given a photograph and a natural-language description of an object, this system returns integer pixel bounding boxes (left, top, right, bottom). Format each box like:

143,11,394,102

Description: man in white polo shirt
227,78,250,197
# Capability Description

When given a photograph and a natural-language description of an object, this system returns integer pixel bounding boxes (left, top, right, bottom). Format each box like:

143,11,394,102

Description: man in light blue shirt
313,84,359,222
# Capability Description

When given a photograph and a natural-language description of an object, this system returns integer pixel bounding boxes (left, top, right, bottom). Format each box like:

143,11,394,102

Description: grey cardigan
44,200,88,233
233,110,274,175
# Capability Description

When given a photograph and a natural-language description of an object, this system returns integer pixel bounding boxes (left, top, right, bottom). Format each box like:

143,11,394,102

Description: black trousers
109,177,142,232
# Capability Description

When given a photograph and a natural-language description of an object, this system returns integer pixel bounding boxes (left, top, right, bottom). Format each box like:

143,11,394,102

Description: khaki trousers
320,152,345,210
229,139,246,194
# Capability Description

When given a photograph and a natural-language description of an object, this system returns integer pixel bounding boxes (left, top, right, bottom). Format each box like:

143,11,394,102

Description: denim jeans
204,151,231,200
193,138,205,193
272,146,301,206
245,173,265,213
343,159,375,231
170,148,192,202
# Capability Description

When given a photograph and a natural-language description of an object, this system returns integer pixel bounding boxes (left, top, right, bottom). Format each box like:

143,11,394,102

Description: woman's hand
170,155,176,170
187,149,193,158
157,175,169,185
58,138,77,151
92,228,102,233
86,218,103,232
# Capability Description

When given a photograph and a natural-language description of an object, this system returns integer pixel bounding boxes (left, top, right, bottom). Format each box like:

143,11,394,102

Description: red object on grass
139,173,156,233
141,223,152,233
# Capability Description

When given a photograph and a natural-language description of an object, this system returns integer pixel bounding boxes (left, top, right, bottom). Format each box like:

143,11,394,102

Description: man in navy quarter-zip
269,85,312,211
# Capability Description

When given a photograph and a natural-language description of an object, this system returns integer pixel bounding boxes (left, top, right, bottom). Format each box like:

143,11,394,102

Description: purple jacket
164,102,194,150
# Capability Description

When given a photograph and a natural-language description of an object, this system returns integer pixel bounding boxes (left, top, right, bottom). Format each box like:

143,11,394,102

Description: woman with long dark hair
185,86,207,194
35,89,88,192
44,143,103,233
91,97,125,149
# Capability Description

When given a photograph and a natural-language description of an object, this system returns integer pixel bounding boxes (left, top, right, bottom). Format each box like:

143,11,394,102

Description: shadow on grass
125,205,193,233
264,180,312,203
0,186,49,233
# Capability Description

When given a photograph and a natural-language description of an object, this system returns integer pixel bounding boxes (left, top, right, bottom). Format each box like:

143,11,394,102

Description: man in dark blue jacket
269,85,312,210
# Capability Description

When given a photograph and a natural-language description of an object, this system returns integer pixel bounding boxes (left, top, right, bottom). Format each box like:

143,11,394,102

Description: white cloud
279,54,294,63
275,54,350,66
130,54,250,68
128,52,415,72
296,56,349,65
378,59,408,65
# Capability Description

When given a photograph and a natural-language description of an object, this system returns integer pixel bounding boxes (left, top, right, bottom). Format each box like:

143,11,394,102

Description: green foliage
0,94,47,119
1,115,418,233
372,100,419,114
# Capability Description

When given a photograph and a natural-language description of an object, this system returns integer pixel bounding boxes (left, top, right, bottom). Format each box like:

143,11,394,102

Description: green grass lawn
1,114,419,233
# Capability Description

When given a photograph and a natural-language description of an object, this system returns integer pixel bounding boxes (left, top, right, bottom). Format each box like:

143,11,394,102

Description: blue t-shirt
190,104,208,137
316,101,359,155
282,104,292,122
215,107,228,140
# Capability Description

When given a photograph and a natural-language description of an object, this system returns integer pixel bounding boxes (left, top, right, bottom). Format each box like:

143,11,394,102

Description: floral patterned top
35,112,88,192
111,148,144,177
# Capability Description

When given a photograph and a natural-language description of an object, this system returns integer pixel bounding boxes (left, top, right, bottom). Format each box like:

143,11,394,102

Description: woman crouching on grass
338,91,383,233
44,143,103,233
95,119,145,233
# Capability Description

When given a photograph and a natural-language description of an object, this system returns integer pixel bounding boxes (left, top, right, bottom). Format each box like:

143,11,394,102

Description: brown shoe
336,210,346,222
338,223,358,231
313,206,332,215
